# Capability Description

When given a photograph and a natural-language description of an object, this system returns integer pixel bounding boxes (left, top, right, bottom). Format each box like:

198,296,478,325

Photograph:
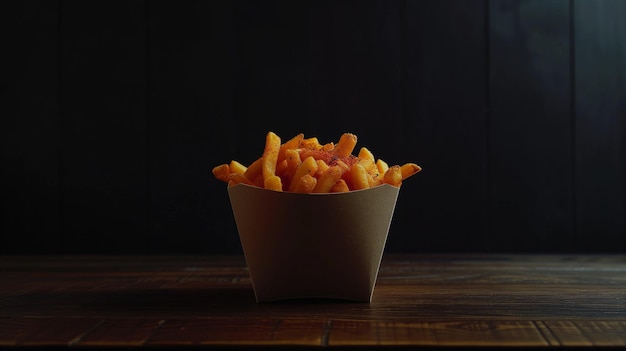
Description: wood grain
1,254,625,348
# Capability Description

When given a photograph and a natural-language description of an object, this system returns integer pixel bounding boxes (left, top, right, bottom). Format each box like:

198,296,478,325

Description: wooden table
1,254,625,349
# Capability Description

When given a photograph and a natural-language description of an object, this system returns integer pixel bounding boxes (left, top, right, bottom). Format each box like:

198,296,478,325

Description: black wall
1,0,625,254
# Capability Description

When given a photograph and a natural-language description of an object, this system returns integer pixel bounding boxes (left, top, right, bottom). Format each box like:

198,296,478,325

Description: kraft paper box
227,183,400,303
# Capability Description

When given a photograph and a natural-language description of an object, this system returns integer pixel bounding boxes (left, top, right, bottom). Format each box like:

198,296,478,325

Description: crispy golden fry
289,156,318,192
284,149,301,180
300,137,322,150
212,164,230,182
350,163,370,190
400,163,422,180
321,142,335,152
279,133,304,163
383,165,403,187
357,147,375,163
376,159,389,176
333,133,357,157
276,159,289,176
229,160,247,175
365,162,381,187
315,159,329,178
293,174,317,193
213,131,421,192
264,175,283,192
244,157,263,183
262,132,281,182
331,179,350,193
228,173,253,187
313,165,345,193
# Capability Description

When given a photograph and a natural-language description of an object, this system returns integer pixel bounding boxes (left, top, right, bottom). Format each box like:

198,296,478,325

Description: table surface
1,254,626,349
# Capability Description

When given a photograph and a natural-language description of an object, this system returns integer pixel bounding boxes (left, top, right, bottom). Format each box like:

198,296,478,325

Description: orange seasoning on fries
212,132,421,193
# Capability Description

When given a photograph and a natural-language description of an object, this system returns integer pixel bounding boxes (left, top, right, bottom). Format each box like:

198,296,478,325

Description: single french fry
293,174,317,193
383,165,403,187
276,159,288,177
376,159,389,176
229,160,247,175
350,163,370,190
289,156,318,192
366,162,382,187
313,165,345,193
357,147,375,163
315,159,329,178
278,133,304,163
284,149,301,179
244,157,263,183
400,163,422,180
228,173,254,187
321,142,335,152
262,131,281,182
333,133,357,157
300,137,322,150
331,179,350,193
264,175,283,192
212,164,230,182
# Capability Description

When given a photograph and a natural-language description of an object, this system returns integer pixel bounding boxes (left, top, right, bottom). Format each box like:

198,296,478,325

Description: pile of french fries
212,132,421,193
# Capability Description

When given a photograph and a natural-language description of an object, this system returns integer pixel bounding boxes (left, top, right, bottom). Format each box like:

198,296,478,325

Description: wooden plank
59,0,148,253
0,317,103,346
574,321,626,346
488,0,573,251
148,0,240,253
75,318,165,347
329,320,549,347
574,0,626,252
0,0,59,253
145,318,324,346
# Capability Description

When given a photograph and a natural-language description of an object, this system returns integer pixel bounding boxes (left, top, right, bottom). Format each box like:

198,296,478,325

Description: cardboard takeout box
227,183,400,302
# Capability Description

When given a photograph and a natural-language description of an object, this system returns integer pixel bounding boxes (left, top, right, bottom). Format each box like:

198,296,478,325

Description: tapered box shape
227,184,400,302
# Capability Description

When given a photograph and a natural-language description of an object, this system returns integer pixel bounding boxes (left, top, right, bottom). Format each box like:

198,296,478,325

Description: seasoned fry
262,132,281,182
400,163,422,180
376,159,389,176
213,131,421,192
212,164,230,182
284,149,301,180
333,133,357,157
315,159,329,178
350,163,370,190
357,147,375,163
330,179,350,193
313,166,345,193
228,173,253,187
244,157,263,183
229,160,247,175
289,156,318,192
300,137,322,150
383,165,403,187
264,175,283,192
293,174,317,193
279,133,304,163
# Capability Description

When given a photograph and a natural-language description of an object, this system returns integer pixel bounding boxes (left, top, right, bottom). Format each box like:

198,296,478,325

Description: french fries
212,132,421,193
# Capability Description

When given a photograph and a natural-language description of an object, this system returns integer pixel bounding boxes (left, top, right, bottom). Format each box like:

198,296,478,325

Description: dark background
1,0,624,254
